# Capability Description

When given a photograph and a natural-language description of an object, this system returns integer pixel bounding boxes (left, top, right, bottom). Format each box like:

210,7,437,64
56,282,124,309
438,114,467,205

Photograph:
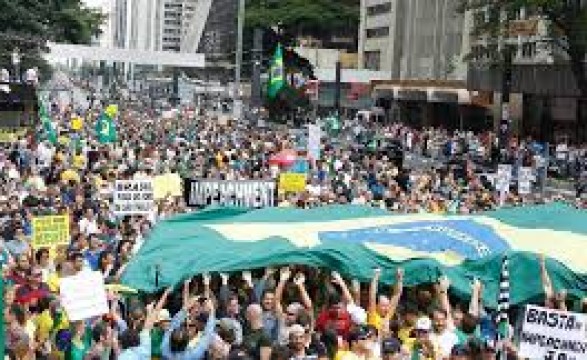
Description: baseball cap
381,337,401,354
415,317,432,332
157,309,171,323
348,325,370,343
347,303,367,325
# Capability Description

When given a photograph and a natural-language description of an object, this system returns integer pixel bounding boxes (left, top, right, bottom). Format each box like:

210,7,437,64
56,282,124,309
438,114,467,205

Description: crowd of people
0,99,583,360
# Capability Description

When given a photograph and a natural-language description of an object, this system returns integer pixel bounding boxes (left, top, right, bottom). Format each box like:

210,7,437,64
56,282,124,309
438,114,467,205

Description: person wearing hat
403,317,438,360
338,325,377,360
380,337,402,360
151,309,171,360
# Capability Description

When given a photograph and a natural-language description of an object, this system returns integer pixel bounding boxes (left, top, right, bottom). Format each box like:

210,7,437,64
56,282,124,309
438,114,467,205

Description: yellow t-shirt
336,351,359,360
367,310,382,331
34,310,69,342
398,326,413,344
73,155,86,169
402,336,440,360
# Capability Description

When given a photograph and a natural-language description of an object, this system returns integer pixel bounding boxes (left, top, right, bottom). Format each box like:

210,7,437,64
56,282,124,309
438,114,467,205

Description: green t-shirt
66,327,91,360
151,327,165,356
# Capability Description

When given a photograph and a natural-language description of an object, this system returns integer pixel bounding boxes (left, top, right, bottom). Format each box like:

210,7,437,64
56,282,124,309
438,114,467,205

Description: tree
0,0,105,79
459,0,587,136
245,0,359,45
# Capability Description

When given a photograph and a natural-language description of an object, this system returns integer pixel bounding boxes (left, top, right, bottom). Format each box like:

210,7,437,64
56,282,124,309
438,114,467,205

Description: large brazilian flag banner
121,203,587,306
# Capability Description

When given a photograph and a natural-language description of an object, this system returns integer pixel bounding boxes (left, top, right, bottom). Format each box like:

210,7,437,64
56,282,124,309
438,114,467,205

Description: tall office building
358,0,468,80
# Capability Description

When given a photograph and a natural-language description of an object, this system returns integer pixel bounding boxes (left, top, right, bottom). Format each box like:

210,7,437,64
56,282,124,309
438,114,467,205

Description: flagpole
234,0,245,123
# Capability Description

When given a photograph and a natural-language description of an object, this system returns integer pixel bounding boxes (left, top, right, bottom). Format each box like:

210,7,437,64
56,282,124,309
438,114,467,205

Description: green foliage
0,0,105,79
246,0,359,41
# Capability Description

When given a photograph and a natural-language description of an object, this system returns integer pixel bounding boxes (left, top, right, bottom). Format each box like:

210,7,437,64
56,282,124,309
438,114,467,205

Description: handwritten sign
519,305,587,360
60,271,108,321
518,167,533,195
496,164,512,192
32,215,70,248
113,180,154,215
279,173,308,193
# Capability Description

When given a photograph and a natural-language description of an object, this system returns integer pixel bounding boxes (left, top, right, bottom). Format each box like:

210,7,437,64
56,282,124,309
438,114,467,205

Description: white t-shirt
431,329,459,359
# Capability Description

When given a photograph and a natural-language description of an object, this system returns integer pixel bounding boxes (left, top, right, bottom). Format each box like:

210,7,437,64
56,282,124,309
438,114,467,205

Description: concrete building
466,6,586,142
357,0,492,130
358,0,468,80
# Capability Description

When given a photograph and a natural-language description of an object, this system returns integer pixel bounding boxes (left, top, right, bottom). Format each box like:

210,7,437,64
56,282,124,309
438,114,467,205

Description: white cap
347,303,367,325
157,309,171,322
415,317,432,331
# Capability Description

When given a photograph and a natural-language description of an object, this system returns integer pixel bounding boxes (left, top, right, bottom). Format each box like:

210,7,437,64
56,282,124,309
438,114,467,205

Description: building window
367,2,391,16
364,51,381,70
522,41,536,58
366,26,389,38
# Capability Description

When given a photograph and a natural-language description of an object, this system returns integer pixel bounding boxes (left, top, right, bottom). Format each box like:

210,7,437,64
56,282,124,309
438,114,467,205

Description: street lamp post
11,48,21,83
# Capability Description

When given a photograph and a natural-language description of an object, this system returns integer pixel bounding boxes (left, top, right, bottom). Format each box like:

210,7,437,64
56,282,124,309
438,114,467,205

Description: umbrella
269,149,298,167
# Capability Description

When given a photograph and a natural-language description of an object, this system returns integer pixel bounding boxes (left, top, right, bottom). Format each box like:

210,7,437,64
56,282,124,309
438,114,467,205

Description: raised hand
279,267,292,283
220,273,229,286
242,271,253,287
331,271,344,286
293,273,306,286
202,273,211,287
438,275,450,292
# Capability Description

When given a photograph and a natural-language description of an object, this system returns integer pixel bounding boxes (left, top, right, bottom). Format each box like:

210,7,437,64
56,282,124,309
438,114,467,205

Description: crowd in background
0,101,585,359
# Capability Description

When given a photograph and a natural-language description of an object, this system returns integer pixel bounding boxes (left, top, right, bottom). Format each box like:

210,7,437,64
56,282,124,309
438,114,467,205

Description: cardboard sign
279,173,307,193
31,215,70,248
153,173,182,200
497,164,513,192
60,271,108,321
519,305,587,360
184,179,276,208
518,167,533,195
113,180,154,215
307,124,321,161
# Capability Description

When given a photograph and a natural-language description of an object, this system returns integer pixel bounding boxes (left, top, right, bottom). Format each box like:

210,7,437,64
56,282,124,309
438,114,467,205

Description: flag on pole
496,254,510,360
39,102,57,144
267,44,285,99
95,108,118,144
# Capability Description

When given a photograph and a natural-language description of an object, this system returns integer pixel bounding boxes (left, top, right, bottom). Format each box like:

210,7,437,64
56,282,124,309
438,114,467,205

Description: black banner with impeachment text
183,179,277,208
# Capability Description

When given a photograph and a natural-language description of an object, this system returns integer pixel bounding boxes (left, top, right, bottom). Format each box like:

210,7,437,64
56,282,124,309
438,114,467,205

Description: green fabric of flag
39,102,57,144
95,112,117,144
267,44,285,99
121,203,587,304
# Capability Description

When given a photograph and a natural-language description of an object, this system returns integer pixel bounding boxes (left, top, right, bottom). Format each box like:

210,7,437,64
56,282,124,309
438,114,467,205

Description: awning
396,89,427,101
428,90,459,103
373,84,473,105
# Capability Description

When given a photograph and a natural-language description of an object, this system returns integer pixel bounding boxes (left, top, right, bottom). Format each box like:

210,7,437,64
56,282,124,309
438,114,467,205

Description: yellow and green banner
122,203,587,306
32,215,70,248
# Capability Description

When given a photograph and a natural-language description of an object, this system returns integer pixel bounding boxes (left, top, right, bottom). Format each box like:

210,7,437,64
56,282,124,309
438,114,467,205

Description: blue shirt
84,250,102,271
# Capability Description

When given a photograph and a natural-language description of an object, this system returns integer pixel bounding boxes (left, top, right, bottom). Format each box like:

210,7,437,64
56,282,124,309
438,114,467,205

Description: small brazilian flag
95,110,117,144
267,44,285,99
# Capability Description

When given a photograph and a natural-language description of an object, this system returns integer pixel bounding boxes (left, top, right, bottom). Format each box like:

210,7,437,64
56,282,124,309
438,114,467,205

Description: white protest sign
519,304,587,360
59,271,109,321
113,179,154,215
307,124,322,162
497,164,513,192
518,167,533,195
